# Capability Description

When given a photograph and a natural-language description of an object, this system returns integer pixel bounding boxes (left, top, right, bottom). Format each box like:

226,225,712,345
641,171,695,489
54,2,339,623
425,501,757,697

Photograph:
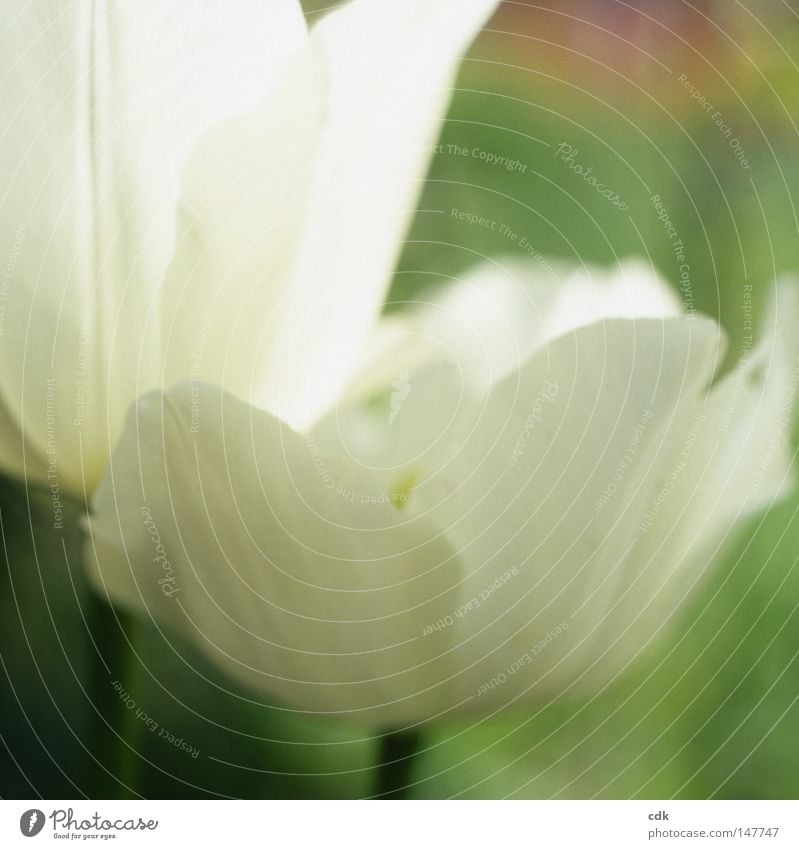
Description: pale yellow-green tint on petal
591,278,799,682
253,0,501,429
0,0,306,494
86,382,464,726
340,257,685,411
379,315,727,709
397,292,796,707
158,41,329,411
315,283,796,713
86,293,798,721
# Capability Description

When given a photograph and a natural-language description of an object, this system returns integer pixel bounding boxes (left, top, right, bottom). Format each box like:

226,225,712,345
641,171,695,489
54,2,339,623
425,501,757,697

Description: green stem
86,593,140,798
374,729,422,799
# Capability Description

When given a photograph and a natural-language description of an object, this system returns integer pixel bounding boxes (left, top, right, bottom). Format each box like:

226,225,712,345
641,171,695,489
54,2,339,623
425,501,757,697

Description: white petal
382,314,727,708
590,278,799,682
386,285,796,707
158,42,329,405
252,0,500,427
88,311,748,723
551,257,683,326
0,2,95,490
94,0,307,320
86,382,463,725
0,0,306,492
339,257,684,409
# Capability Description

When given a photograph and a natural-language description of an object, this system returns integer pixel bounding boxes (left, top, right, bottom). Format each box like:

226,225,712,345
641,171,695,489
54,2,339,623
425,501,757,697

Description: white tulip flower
4,0,796,726
87,253,799,724
0,0,497,493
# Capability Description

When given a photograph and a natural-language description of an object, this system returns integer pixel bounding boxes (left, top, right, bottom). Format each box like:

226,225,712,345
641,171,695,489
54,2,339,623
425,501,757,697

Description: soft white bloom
87,255,799,724
0,0,497,493
5,0,796,726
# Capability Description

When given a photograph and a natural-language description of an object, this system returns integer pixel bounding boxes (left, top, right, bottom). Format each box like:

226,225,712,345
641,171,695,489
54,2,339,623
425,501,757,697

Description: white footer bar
3,800,796,847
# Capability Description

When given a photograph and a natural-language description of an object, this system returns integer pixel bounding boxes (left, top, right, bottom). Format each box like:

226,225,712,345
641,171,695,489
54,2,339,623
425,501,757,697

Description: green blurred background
2,0,798,798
